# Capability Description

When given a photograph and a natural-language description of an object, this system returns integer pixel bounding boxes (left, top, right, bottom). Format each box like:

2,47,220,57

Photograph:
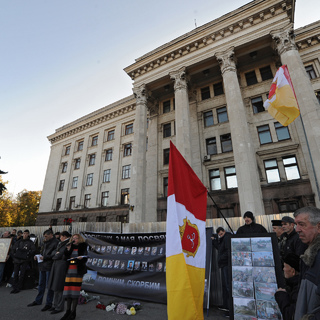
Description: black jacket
39,237,59,272
11,237,36,263
212,232,231,268
280,229,307,259
64,242,88,276
236,222,268,234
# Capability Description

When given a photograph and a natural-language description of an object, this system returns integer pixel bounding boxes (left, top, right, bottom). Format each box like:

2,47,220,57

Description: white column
215,47,265,215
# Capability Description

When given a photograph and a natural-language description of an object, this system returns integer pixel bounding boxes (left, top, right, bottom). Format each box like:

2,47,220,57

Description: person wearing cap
236,211,268,234
280,216,307,261
271,220,284,250
275,252,300,320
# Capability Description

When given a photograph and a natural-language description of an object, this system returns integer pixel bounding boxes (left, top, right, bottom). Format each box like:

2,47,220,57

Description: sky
0,0,318,196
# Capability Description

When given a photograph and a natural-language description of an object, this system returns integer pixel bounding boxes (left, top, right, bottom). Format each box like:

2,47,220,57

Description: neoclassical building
37,0,320,226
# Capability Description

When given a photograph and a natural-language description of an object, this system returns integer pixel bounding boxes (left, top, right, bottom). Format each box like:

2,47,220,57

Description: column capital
133,84,148,105
270,23,297,55
215,47,237,74
169,67,188,91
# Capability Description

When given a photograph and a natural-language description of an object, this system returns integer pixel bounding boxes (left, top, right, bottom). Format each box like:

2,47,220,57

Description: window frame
163,148,170,165
72,176,78,189
213,82,224,96
209,169,221,191
121,188,130,205
264,159,281,183
74,158,81,170
77,141,84,151
259,66,273,81
274,122,290,141
283,156,300,181
101,191,109,207
84,194,91,208
65,146,71,155
122,165,131,179
257,125,272,145
204,110,214,127
89,154,96,166
62,162,68,173
91,135,98,146
56,198,62,211
225,166,237,189
125,123,133,135
305,65,316,80
251,96,265,114
103,169,111,183
58,180,65,191
69,196,75,210
201,86,211,100
163,100,171,113
86,173,93,186
220,134,233,153
163,177,168,197
245,70,258,86
163,123,171,138
107,129,115,141
206,137,217,156
217,107,228,123
123,143,132,157
105,149,113,161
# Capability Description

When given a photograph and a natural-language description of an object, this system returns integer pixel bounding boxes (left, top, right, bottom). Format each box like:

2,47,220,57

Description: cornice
124,0,293,80
294,21,320,51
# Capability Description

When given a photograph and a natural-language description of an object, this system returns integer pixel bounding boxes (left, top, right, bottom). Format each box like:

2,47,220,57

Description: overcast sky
0,0,318,196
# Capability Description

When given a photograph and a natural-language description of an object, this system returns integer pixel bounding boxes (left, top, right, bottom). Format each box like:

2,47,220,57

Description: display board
0,238,12,263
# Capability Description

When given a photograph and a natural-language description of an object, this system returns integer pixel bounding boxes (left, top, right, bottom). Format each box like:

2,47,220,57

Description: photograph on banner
0,238,12,262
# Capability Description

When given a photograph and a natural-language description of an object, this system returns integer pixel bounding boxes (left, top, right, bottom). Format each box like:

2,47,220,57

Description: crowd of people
0,228,87,320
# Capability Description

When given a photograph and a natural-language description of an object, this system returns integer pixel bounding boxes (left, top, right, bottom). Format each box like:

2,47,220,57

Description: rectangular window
257,125,272,144
305,65,316,79
264,159,280,183
56,198,62,211
201,86,211,100
78,141,84,151
125,123,133,135
316,91,320,104
283,156,300,180
69,196,75,210
103,169,111,183
96,216,106,222
163,177,168,197
206,138,217,155
89,154,96,166
50,219,58,226
84,194,91,208
72,176,78,189
225,166,237,189
121,188,130,205
245,70,258,86
209,169,221,191
217,107,228,123
259,66,273,81
74,158,81,170
92,135,98,146
59,180,65,191
122,165,131,179
252,96,265,114
213,82,224,96
105,149,113,161
79,217,87,222
163,148,170,165
101,191,109,207
275,122,290,141
163,100,171,113
62,162,68,173
163,123,171,138
86,173,93,186
107,129,115,141
221,134,233,153
123,143,132,157
204,111,214,127
65,146,71,155
278,201,299,213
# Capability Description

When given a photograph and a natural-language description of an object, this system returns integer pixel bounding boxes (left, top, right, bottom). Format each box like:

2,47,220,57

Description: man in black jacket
236,211,268,234
27,229,59,311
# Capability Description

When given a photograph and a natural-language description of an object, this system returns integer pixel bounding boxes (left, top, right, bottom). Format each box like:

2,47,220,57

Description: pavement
0,284,228,320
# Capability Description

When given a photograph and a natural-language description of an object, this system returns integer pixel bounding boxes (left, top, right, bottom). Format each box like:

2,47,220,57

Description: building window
163,148,170,165
201,86,211,100
62,162,68,173
89,154,96,166
103,169,111,183
116,215,128,223
204,111,214,127
65,146,71,155
219,208,234,218
72,177,78,189
213,82,224,96
59,180,65,191
56,198,62,211
316,91,320,104
206,138,217,155
252,96,265,114
79,217,87,222
107,129,115,141
96,216,106,222
283,156,300,180
163,177,168,197
305,65,316,79
217,107,228,123
86,173,93,186
209,169,221,191
225,166,237,189
275,122,290,141
74,158,81,170
91,135,98,146
78,141,84,151
84,194,91,208
105,149,113,161
122,165,131,179
259,66,273,81
124,143,132,157
245,70,258,86
221,134,232,153
69,196,75,210
50,218,58,226
278,201,299,213
257,125,272,144
264,159,280,183
163,123,171,138
163,100,171,113
101,191,109,207
125,123,133,135
121,188,130,205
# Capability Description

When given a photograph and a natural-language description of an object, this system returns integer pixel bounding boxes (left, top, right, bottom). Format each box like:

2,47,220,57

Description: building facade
37,0,320,226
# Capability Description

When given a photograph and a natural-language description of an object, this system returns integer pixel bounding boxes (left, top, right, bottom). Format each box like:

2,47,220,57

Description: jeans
35,270,54,306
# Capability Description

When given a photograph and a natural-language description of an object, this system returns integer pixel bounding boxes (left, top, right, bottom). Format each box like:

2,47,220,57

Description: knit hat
271,220,282,227
283,252,300,272
243,211,254,221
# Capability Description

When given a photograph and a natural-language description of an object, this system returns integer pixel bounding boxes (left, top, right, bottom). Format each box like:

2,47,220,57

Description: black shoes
41,305,52,311
51,309,63,314
27,301,40,307
68,311,76,320
60,310,71,320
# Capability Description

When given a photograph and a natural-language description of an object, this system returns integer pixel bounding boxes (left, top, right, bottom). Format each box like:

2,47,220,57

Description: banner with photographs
81,231,167,303
230,234,284,320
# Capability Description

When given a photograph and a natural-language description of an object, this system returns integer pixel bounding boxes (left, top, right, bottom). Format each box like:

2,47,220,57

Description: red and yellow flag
264,65,300,126
166,141,207,320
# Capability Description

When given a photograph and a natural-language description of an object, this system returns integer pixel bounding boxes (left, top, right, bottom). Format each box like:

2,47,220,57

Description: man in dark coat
236,211,268,234
47,231,71,314
27,229,59,311
272,220,284,251
10,230,36,293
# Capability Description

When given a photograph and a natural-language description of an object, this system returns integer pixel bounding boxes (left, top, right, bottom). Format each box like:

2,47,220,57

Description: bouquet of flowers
97,301,142,316
78,290,100,304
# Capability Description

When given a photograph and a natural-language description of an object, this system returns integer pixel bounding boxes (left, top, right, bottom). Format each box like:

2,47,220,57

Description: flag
166,141,207,320
264,65,300,126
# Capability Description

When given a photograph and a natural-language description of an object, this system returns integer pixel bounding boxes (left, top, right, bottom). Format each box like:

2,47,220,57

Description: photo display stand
229,233,285,320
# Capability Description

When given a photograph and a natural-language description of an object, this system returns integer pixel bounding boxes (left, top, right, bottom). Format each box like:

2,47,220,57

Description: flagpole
207,192,234,234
